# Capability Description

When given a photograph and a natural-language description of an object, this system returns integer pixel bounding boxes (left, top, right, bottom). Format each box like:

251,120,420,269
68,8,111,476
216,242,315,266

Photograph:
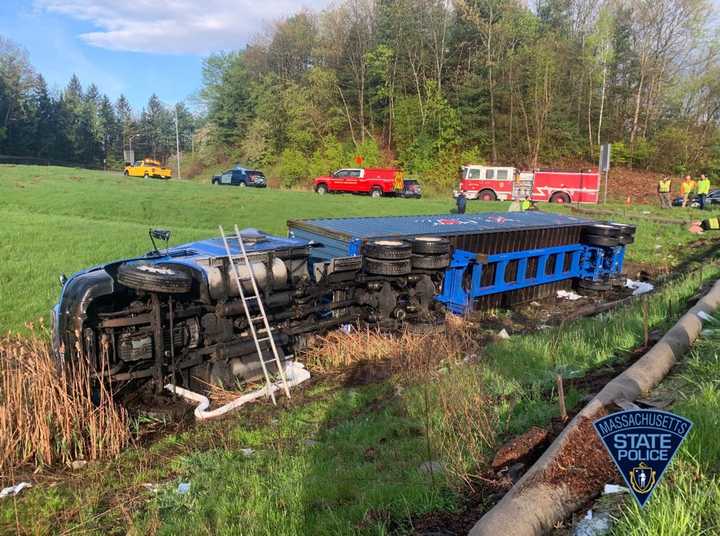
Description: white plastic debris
557,290,583,301
177,482,191,494
603,484,629,495
497,329,511,340
574,510,612,536
166,361,311,420
697,311,716,322
240,448,255,457
70,460,87,470
0,482,32,499
625,279,654,296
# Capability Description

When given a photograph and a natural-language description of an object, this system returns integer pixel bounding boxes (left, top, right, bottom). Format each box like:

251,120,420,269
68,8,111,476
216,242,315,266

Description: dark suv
212,166,267,188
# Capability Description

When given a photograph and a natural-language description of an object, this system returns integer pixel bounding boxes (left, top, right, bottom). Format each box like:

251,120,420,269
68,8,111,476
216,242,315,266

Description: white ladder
218,225,291,405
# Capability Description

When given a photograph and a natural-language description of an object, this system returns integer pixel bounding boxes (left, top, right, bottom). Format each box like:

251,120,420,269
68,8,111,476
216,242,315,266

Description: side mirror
149,228,171,256
151,229,171,242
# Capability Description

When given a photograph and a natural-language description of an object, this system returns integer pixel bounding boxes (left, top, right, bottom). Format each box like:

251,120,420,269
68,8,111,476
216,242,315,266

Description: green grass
2,164,720,534
0,164,708,333
0,165,489,333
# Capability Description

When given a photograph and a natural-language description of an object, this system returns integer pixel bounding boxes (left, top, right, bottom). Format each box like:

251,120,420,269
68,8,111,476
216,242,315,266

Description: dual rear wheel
362,237,451,275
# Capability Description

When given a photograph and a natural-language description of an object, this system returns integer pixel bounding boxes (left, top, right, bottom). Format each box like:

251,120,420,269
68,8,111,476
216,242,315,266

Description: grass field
0,164,714,333
2,164,720,534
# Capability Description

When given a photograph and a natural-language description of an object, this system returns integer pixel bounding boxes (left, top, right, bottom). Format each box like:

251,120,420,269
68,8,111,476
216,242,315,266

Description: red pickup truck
313,168,404,198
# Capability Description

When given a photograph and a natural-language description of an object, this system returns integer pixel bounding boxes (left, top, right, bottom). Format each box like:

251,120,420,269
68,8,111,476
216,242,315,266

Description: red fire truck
455,165,600,204
313,168,404,198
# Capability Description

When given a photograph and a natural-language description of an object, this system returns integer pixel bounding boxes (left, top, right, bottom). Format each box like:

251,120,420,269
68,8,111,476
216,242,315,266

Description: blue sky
0,0,330,112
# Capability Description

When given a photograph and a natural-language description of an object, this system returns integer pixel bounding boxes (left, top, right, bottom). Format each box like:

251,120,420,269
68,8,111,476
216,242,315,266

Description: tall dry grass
304,317,498,488
0,325,129,480
305,315,480,376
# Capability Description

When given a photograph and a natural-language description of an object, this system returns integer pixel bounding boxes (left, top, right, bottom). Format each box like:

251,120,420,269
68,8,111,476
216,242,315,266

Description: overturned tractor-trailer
52,212,634,393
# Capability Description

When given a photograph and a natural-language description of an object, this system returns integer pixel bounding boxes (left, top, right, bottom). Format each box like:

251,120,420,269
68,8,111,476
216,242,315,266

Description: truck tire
581,233,621,247
371,188,383,198
364,258,412,276
239,181,247,187
412,236,451,255
144,172,149,178
362,240,412,260
479,189,497,201
117,262,192,294
578,278,611,292
123,170,129,176
609,222,636,237
411,253,451,270
582,223,622,237
618,234,635,245
316,184,328,195
549,192,571,204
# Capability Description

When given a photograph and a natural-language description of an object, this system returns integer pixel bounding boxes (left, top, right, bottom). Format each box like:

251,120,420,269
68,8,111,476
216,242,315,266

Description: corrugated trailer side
288,213,595,309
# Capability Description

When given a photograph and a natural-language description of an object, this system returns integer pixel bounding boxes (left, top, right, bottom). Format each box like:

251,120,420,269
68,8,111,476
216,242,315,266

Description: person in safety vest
520,197,531,211
657,177,672,209
697,174,711,210
681,175,696,207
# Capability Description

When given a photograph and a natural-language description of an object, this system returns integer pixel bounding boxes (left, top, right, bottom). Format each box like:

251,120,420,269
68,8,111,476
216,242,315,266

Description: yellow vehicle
124,159,172,179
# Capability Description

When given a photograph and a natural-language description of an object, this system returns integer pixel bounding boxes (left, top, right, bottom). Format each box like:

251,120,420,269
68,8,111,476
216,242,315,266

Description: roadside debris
177,482,191,494
688,221,704,234
573,510,612,536
419,461,445,475
603,484,628,495
0,482,32,499
557,290,583,301
697,310,716,322
496,329,511,340
240,448,255,457
70,460,87,470
491,427,548,470
166,361,311,420
625,279,654,296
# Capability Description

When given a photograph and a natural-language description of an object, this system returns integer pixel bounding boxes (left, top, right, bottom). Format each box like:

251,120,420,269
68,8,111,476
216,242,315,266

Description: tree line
0,36,195,169
3,1,720,186
197,0,720,188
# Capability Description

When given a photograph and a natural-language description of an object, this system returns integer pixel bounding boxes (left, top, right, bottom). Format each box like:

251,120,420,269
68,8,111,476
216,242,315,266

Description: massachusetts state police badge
593,409,692,507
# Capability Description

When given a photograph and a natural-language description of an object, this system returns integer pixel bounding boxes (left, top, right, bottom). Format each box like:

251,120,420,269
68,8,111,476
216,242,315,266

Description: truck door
220,171,232,185
343,169,362,192
331,170,350,191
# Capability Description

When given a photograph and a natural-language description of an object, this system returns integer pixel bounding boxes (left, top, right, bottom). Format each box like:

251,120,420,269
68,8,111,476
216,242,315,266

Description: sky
0,0,331,111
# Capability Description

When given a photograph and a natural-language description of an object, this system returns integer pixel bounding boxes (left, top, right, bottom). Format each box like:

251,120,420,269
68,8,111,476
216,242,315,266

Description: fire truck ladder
218,225,291,405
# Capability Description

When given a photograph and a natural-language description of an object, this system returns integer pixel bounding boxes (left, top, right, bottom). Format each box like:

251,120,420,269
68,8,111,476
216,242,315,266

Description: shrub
276,148,309,188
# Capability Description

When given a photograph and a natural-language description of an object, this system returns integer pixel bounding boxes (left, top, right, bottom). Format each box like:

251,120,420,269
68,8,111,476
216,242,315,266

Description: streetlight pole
174,105,182,180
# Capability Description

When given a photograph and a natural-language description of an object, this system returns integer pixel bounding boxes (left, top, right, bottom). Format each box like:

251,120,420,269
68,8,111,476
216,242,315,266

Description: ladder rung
256,337,271,342
243,295,259,301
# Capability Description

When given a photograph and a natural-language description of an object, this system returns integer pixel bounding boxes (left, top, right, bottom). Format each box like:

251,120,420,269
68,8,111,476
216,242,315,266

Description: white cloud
35,0,332,55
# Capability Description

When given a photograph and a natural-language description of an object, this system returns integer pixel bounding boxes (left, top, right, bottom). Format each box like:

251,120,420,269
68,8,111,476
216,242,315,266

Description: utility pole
174,105,182,180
